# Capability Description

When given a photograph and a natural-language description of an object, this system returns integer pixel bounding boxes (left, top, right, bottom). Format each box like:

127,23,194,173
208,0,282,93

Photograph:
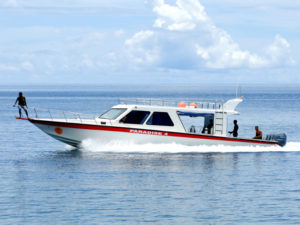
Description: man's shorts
18,105,28,111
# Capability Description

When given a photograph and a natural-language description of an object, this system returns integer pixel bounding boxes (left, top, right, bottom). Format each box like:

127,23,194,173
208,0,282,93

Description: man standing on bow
13,92,29,118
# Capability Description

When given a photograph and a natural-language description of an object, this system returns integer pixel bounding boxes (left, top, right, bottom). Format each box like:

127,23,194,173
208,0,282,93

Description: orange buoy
177,101,187,108
189,102,198,108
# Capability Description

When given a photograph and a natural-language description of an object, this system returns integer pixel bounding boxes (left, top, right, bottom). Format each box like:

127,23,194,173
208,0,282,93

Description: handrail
27,107,96,116
118,98,223,110
26,106,98,124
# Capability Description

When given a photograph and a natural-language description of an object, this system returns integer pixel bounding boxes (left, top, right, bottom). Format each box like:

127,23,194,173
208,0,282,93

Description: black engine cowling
265,133,287,147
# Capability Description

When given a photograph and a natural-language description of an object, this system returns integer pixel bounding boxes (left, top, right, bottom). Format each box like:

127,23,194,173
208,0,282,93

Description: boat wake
72,139,300,153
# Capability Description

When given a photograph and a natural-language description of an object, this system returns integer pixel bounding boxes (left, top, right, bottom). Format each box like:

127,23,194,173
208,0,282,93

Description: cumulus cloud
125,0,294,70
124,30,159,67
153,0,208,31
265,34,295,66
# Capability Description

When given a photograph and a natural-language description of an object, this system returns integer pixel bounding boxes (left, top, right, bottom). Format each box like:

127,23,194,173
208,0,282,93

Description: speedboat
16,97,287,147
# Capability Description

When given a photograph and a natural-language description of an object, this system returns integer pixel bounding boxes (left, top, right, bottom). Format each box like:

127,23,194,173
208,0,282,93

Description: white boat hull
29,118,279,148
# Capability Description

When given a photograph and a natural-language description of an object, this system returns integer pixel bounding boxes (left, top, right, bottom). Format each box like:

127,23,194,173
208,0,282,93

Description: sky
0,0,299,84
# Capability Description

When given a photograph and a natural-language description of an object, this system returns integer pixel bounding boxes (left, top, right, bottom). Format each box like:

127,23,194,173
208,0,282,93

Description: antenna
235,84,242,98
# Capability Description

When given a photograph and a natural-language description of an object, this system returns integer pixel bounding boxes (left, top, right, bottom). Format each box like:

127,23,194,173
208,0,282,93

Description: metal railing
25,107,100,124
118,98,223,110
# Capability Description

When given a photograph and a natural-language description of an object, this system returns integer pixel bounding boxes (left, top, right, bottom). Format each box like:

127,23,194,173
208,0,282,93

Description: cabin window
120,110,150,124
100,108,127,120
146,112,174,126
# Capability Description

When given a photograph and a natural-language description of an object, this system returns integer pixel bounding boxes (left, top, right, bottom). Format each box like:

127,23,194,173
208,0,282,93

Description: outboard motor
265,133,287,147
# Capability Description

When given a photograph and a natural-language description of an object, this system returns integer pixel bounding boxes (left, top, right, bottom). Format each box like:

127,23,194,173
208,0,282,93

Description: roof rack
118,98,223,110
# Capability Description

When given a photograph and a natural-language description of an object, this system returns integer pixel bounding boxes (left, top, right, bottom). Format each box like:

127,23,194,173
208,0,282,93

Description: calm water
1,84,300,224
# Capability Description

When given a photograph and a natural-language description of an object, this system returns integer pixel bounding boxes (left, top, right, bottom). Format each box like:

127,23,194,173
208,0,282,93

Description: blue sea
1,84,300,224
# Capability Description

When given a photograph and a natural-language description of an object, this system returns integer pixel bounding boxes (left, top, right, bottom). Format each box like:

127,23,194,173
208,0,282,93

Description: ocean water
1,84,300,224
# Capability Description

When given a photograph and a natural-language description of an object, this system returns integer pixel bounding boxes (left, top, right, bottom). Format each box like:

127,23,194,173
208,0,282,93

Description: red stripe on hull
28,118,278,146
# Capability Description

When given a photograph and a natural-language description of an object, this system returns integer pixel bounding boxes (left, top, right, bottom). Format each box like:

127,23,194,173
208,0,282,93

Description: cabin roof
112,96,243,115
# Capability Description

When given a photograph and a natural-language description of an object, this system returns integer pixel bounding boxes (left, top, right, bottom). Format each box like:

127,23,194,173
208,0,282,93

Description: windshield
100,108,126,120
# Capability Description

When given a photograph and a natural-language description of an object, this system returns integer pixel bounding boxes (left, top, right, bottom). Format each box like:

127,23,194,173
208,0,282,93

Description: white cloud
0,0,297,84
124,30,159,67
82,57,94,69
1,0,20,7
125,0,294,70
265,34,295,66
0,27,128,78
0,63,18,71
0,0,145,9
21,61,34,71
114,29,125,37
194,25,269,69
153,0,207,31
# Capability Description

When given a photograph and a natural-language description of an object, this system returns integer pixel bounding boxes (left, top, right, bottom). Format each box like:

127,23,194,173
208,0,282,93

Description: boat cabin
98,98,243,137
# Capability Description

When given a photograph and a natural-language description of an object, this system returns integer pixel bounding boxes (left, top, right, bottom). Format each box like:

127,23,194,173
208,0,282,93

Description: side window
146,112,174,126
120,110,150,124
